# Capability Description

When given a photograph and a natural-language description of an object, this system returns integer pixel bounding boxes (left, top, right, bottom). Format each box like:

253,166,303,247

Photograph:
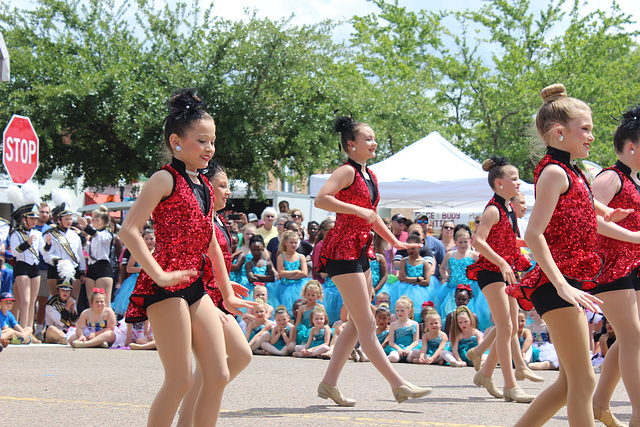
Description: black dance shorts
14,261,40,279
590,272,635,295
530,277,582,317
48,264,81,281
477,270,505,291
324,245,370,278
143,276,206,310
86,260,113,281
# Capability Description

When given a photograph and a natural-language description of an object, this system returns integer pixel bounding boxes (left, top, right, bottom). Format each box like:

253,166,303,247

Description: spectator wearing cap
44,281,78,344
257,207,279,246
247,212,259,226
415,214,446,279
0,292,31,344
391,214,408,243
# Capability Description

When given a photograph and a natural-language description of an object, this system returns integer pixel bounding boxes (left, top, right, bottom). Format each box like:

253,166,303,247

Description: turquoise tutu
396,262,435,321
112,272,138,316
322,276,343,326
274,255,309,314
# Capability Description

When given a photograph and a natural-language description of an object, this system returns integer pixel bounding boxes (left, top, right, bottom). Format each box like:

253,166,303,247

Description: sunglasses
291,214,301,219
416,219,428,224
443,226,454,230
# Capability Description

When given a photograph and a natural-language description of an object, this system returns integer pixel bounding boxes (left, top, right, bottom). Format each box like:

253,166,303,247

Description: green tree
0,0,356,194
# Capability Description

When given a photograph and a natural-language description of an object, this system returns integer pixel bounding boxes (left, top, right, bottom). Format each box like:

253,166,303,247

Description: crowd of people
3,85,640,426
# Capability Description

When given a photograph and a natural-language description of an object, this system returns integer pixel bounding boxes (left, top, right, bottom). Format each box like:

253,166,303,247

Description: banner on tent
414,210,483,230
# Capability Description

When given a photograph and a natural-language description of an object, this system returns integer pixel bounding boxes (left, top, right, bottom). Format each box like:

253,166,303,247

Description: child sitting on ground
387,296,421,363
261,305,295,356
245,298,272,355
411,310,451,365
69,288,116,348
442,306,483,367
0,292,31,344
44,282,78,344
292,280,324,345
293,306,331,358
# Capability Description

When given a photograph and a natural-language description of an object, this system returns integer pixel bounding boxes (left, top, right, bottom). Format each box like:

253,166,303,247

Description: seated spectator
44,282,78,344
69,288,116,348
0,292,31,344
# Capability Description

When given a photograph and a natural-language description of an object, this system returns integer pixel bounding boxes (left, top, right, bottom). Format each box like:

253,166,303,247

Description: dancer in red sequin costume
591,106,640,427
177,162,252,427
315,115,432,407
120,91,255,426
465,157,537,403
508,84,640,427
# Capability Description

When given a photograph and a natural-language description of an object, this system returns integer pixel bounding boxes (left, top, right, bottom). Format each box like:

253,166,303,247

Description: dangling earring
175,146,182,152
559,135,564,142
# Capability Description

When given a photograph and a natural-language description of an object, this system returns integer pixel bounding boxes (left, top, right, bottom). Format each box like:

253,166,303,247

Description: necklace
185,169,200,177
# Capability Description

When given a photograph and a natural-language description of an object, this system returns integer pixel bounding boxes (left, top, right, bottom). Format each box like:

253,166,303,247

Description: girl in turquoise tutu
442,306,483,367
245,235,278,311
387,296,421,363
229,224,257,291
396,234,434,321
371,232,389,295
436,229,491,330
112,229,155,317
275,230,310,313
411,310,451,365
292,280,324,345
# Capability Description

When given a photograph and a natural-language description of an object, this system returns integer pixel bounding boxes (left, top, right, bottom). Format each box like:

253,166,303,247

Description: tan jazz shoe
593,403,624,427
503,386,535,403
473,371,503,398
317,382,356,407
466,347,482,372
515,368,544,382
392,382,432,403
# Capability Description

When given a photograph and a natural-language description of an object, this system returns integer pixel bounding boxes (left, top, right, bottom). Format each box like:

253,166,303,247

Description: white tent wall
310,131,534,210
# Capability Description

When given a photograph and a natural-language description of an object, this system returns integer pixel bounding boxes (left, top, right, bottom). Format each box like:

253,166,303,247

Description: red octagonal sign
3,114,39,184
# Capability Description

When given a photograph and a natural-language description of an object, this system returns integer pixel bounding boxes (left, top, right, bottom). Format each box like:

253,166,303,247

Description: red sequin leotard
319,159,380,270
205,214,233,309
125,162,215,322
595,161,640,284
466,194,531,280
506,147,603,310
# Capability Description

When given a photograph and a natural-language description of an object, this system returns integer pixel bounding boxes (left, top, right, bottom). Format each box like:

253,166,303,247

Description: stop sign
3,114,39,184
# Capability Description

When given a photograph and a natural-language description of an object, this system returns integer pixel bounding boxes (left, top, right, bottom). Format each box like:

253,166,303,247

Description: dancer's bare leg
190,298,233,427
594,289,640,418
177,310,251,427
477,282,517,388
146,298,194,427
96,276,114,307
321,271,404,388
515,307,595,427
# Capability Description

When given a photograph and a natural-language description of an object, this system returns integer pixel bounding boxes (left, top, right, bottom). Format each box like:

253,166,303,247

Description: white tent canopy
310,131,534,209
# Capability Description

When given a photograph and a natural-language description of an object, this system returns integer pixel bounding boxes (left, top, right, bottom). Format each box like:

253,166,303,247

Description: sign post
3,115,39,184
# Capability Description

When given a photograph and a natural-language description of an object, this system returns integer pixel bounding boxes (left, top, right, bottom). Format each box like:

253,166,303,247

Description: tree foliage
0,0,639,191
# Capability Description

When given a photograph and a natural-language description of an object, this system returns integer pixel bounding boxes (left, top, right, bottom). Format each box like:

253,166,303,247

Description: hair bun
168,89,203,116
333,116,355,133
482,155,508,172
540,83,567,104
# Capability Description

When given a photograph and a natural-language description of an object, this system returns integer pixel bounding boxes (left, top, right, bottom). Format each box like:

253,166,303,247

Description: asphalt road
0,344,631,426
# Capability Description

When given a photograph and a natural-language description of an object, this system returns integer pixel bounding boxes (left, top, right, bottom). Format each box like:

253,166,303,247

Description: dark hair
481,156,514,190
249,234,265,247
613,106,640,153
314,217,335,244
307,220,319,229
203,161,226,180
453,224,471,239
163,89,212,154
376,303,391,317
333,115,369,153
406,233,421,244
455,285,473,300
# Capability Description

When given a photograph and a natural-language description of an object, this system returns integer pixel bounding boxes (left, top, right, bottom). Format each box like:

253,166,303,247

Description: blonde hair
450,306,476,346
311,306,328,325
253,297,267,311
301,280,323,301
92,205,110,225
536,83,591,145
424,309,440,324
454,229,471,241
395,295,414,313
278,230,299,254
274,305,290,319
253,284,267,297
